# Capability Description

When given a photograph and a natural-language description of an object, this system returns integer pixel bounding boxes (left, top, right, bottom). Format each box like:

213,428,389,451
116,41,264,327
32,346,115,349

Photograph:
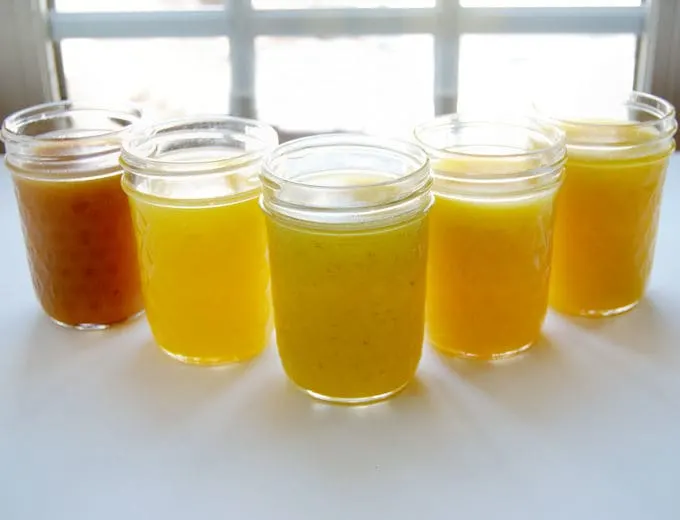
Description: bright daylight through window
53,0,644,136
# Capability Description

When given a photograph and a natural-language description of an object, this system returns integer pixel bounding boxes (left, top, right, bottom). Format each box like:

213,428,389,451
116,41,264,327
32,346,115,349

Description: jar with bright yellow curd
121,117,278,365
260,134,433,404
414,117,566,360
536,92,677,317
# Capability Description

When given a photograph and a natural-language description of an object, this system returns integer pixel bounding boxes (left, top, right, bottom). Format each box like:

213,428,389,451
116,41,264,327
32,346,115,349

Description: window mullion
435,0,459,115
229,0,255,118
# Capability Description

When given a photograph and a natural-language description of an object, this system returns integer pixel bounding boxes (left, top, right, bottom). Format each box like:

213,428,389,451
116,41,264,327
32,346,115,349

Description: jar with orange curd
415,116,566,360
1,102,144,329
536,92,677,317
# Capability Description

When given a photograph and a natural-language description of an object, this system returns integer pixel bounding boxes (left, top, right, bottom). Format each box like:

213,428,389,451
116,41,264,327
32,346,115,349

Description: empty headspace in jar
414,118,565,198
278,170,417,208
130,147,260,201
533,91,677,160
121,119,278,203
262,136,431,210
553,122,671,162
1,102,140,176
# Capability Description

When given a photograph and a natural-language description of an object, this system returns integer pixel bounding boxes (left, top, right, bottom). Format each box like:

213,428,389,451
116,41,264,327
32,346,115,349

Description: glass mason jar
535,91,677,317
1,101,144,330
120,117,278,365
414,116,566,360
261,134,433,404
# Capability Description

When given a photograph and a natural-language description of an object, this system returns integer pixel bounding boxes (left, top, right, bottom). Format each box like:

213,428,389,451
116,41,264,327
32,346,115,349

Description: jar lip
532,91,677,130
413,115,566,184
1,100,141,146
120,115,278,177
261,133,430,190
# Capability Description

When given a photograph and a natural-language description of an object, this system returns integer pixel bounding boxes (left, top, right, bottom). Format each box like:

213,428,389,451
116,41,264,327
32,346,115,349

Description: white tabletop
1,158,679,520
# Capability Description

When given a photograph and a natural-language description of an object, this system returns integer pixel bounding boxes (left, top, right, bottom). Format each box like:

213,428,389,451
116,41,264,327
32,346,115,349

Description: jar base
158,345,264,367
50,309,145,331
432,341,533,361
300,380,410,406
554,300,639,318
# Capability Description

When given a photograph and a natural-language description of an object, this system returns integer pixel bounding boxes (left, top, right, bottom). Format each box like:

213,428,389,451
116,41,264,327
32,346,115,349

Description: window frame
1,0,674,132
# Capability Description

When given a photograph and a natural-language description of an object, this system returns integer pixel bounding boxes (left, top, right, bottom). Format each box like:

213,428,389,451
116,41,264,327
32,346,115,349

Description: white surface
1,158,679,520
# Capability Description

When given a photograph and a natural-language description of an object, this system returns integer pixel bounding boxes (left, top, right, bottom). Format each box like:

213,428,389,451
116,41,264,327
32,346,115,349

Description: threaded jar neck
120,116,278,206
414,116,566,199
2,101,141,178
533,91,677,160
260,133,433,228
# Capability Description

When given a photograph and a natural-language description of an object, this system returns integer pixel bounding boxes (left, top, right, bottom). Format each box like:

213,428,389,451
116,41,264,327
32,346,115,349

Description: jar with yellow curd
121,117,278,365
414,117,566,360
260,134,433,404
536,92,677,317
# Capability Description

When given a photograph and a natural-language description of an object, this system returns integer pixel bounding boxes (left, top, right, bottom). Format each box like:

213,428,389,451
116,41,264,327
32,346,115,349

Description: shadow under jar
261,134,433,405
120,117,278,365
535,92,677,317
414,116,566,360
1,101,144,330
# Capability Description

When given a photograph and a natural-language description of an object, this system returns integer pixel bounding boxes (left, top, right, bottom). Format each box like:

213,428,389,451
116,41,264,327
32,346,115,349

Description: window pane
457,34,637,116
255,36,434,136
60,38,230,119
55,0,223,12
460,1,641,6
254,0,434,9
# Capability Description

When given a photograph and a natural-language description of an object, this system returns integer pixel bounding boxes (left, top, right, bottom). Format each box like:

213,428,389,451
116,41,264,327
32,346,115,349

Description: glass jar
261,134,433,404
414,116,566,360
535,91,677,317
120,117,278,365
1,101,144,330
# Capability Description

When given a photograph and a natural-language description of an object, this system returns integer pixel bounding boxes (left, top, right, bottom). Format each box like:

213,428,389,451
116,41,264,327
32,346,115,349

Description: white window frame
2,0,677,130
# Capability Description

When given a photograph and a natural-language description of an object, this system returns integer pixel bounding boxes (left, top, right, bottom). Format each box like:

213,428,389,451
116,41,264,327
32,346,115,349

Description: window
457,34,638,116
253,0,435,8
255,36,433,134
60,38,231,120
54,0,222,12
47,0,649,137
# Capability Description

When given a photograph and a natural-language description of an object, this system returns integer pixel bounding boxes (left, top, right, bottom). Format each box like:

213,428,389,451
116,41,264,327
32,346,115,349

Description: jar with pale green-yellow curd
260,134,433,405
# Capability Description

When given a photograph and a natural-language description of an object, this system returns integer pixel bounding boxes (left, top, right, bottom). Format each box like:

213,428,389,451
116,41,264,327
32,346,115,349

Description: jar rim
261,133,430,191
260,133,433,226
1,100,141,148
413,115,566,183
120,115,278,177
533,90,676,129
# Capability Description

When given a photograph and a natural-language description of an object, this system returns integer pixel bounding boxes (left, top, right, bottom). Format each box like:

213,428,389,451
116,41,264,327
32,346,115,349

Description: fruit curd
426,156,560,359
2,102,143,329
126,191,270,364
267,211,428,401
550,122,674,316
261,135,432,404
415,118,565,360
12,172,143,327
121,117,278,365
